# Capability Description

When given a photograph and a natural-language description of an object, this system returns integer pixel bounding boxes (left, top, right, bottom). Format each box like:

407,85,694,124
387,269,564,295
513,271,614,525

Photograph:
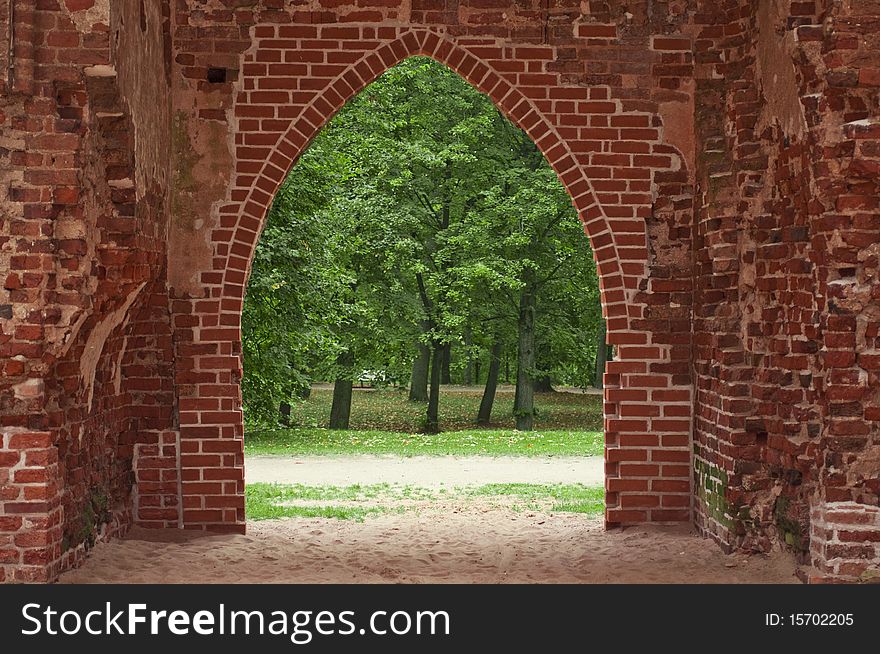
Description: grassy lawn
245,427,603,457
245,387,604,457
262,387,603,432
470,483,605,514
246,482,605,521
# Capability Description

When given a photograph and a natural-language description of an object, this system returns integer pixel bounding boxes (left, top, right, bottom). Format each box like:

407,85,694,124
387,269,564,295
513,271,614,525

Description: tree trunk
463,327,474,386
513,370,520,413
474,360,481,386
329,352,353,429
535,374,554,393
425,341,442,434
594,318,608,389
477,340,502,425
279,402,291,427
515,281,536,431
440,342,452,384
409,339,430,402
329,378,353,429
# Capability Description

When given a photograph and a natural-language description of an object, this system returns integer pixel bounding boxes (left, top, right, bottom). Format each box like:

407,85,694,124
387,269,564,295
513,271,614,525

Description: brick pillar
0,430,62,583
173,298,246,533
808,502,880,583
604,345,693,525
133,430,182,528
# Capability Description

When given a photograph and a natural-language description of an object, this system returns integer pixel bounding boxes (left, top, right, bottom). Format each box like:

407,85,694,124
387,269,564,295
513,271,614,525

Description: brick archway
220,29,630,325
4,0,880,586
160,25,695,536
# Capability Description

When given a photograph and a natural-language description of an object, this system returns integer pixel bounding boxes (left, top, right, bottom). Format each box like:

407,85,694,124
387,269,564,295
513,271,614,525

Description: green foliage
242,57,603,428
241,143,350,425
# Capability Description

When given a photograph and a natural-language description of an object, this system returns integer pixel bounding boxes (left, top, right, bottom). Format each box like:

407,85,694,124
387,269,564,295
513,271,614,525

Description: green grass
245,387,604,457
245,427,603,457
467,483,605,514
246,482,605,521
246,482,386,520
251,387,603,433
247,482,439,503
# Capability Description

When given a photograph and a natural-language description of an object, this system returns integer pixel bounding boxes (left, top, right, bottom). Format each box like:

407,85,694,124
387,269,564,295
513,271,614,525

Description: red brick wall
0,0,878,583
0,0,174,582
166,2,695,533
810,502,880,582
691,0,880,580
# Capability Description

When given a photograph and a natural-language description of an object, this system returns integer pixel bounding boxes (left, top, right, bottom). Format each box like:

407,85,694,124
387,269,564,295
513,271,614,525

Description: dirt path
59,507,799,584
245,455,604,487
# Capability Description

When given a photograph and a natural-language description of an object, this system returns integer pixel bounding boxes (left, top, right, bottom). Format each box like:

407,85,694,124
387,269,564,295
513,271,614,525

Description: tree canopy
242,56,604,431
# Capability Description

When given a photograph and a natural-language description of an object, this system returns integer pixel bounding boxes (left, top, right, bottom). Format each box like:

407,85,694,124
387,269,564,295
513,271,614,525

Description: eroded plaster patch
63,0,110,32
657,79,696,182
80,282,145,412
12,378,43,401
755,0,808,139
169,112,231,296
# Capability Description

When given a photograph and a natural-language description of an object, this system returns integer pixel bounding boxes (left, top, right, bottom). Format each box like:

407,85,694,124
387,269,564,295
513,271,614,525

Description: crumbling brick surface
0,0,877,583
692,0,880,580
809,501,880,582
0,0,174,582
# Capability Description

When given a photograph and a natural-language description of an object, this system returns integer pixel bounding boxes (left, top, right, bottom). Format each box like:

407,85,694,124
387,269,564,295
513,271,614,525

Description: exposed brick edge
806,501,880,583
133,430,182,529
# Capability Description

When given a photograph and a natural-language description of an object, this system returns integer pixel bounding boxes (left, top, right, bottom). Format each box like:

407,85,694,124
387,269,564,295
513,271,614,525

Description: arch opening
238,55,609,579
168,28,694,538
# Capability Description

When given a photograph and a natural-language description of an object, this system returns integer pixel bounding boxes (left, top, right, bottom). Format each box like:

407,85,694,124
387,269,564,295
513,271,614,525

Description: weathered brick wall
0,0,174,582
0,0,878,583
692,0,880,581
806,0,880,583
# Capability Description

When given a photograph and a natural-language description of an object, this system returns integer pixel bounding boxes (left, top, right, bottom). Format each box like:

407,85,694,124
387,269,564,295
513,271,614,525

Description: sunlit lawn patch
245,482,605,521
466,483,605,514
245,428,603,457
245,387,604,456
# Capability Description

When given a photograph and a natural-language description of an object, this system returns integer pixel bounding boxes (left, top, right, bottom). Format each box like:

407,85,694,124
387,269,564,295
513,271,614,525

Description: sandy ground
59,505,799,584
246,455,605,487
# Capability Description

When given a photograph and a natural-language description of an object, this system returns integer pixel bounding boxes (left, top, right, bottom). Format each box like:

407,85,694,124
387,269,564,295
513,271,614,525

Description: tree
241,56,604,433
477,339,503,425
317,57,518,431
446,124,600,429
240,144,349,429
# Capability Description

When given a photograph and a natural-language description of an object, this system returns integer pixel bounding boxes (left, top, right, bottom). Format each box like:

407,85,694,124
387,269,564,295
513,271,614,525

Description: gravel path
245,455,604,487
